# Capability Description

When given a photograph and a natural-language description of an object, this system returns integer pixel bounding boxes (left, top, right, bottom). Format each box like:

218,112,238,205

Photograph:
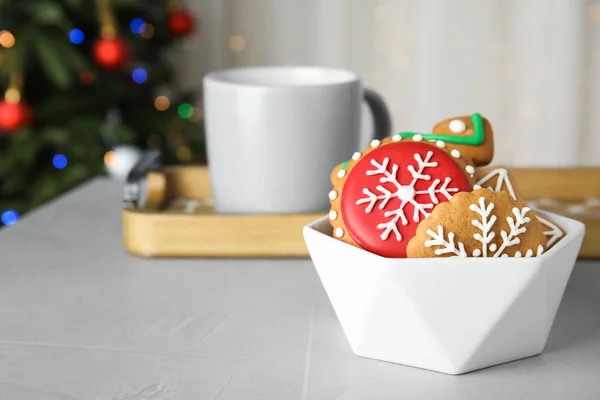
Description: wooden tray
122,166,600,259
122,166,321,257
508,168,600,259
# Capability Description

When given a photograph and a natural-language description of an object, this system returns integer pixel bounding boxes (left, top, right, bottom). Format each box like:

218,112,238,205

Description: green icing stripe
338,113,485,169
397,113,484,146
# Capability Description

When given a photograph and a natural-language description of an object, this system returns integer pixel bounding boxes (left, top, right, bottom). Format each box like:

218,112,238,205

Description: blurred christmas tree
0,0,204,227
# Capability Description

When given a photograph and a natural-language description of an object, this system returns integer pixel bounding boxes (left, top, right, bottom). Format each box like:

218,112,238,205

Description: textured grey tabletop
1,178,599,399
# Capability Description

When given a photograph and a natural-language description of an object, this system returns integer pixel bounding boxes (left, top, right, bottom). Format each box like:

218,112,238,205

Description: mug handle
363,88,392,141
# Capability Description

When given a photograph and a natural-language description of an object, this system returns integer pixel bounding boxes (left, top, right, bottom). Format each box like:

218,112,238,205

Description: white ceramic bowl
303,211,585,375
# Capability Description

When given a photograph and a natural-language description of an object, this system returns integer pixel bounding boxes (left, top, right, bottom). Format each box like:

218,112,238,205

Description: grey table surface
1,178,600,400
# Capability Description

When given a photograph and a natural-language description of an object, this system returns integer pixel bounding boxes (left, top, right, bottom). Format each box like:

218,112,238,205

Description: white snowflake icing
469,197,497,257
475,168,563,247
425,196,545,258
493,206,532,257
355,151,460,241
425,226,467,257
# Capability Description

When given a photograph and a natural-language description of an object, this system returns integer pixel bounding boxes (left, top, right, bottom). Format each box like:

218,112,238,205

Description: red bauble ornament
341,142,471,258
168,10,196,36
0,101,34,133
92,37,131,69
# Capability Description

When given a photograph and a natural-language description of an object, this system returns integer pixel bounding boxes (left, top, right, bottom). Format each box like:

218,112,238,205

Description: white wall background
178,0,600,167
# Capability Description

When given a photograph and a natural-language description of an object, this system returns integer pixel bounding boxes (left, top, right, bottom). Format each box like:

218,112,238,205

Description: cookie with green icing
429,113,494,167
333,114,494,176
395,113,493,167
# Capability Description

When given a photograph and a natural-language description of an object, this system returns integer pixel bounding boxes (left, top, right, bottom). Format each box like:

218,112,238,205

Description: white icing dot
412,134,423,142
371,139,381,148
451,149,461,158
489,243,498,252
436,140,445,148
501,254,509,258
392,134,402,142
473,184,482,190
329,210,337,220
473,249,482,257
335,227,344,238
337,169,346,178
329,190,337,200
466,165,475,174
352,152,361,160
449,119,467,133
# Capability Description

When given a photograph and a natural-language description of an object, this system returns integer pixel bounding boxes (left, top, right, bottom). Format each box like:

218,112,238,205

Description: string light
140,24,155,39
132,68,147,83
4,88,20,103
154,96,170,111
68,29,85,44
130,18,145,34
1,210,19,226
178,103,193,118
104,150,116,166
79,71,94,85
52,154,68,169
229,34,246,53
0,30,15,48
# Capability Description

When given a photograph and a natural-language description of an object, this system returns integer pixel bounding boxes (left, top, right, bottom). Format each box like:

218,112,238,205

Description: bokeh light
0,30,15,48
52,154,68,169
178,103,194,118
130,18,145,34
132,68,147,83
140,24,155,39
229,34,246,52
104,150,116,166
154,95,170,111
4,88,20,103
69,28,85,44
1,210,19,226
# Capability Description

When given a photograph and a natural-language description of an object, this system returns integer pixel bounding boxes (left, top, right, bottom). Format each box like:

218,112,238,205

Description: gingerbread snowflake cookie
329,136,476,258
475,166,565,249
407,188,548,258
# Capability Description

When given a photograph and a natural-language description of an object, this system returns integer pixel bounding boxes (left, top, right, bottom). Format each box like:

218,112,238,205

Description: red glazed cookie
329,136,476,258
407,188,548,258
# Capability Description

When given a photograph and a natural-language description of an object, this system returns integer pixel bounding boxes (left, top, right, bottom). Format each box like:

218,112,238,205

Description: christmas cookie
475,166,565,249
430,114,494,167
406,188,548,258
331,113,492,178
329,136,476,258
474,166,524,203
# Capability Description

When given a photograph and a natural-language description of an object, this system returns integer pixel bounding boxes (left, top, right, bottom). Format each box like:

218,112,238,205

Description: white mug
203,66,391,214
